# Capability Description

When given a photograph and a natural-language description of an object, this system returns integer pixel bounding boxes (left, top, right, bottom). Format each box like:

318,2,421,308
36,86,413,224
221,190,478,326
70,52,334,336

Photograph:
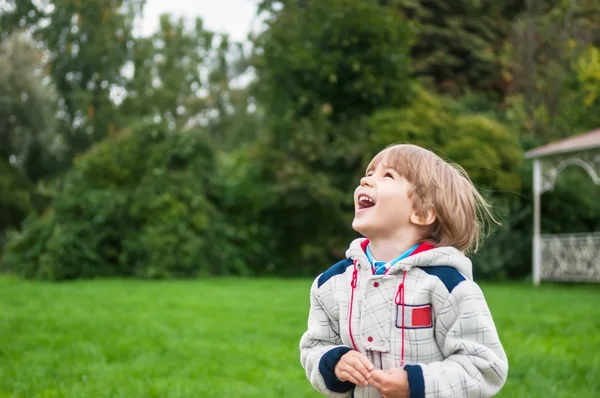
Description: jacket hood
345,237,473,280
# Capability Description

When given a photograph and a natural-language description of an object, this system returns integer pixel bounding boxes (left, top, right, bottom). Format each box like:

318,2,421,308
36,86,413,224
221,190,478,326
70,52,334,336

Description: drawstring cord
348,260,359,351
394,270,407,367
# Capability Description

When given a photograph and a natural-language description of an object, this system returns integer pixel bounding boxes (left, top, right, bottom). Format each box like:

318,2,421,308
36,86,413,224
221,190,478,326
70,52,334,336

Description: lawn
0,276,598,398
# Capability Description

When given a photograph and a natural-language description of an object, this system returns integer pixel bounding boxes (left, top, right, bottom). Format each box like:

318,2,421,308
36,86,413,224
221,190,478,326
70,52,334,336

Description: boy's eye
384,172,394,178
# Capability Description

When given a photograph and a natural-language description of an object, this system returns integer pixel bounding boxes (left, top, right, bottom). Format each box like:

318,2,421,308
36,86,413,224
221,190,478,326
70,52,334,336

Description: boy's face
352,161,417,239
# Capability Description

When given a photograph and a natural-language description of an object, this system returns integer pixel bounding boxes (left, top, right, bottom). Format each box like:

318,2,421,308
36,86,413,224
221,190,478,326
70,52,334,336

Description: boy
299,144,508,398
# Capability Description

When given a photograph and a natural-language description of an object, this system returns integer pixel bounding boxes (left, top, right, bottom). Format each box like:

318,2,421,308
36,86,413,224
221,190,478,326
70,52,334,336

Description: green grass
0,276,598,397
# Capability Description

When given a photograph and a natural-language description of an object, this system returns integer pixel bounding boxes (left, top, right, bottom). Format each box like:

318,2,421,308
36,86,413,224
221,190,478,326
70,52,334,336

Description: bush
0,157,51,252
210,88,529,279
366,88,523,193
0,158,35,236
366,88,525,278
213,144,352,277
1,121,246,280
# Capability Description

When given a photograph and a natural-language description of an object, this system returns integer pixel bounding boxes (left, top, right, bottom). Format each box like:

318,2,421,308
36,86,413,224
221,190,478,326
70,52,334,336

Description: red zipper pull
396,271,408,367
351,267,358,288
394,283,403,305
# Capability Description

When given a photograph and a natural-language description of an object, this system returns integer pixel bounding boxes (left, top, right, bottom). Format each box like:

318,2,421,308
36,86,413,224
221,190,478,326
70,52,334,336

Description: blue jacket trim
319,346,355,393
404,364,425,398
318,259,353,288
419,266,466,293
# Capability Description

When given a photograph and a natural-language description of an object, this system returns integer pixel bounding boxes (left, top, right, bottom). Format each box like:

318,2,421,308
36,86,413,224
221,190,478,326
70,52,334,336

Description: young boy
299,144,508,398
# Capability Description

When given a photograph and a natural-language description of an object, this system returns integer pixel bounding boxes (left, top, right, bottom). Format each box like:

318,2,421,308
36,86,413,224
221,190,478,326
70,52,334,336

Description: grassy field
0,276,598,398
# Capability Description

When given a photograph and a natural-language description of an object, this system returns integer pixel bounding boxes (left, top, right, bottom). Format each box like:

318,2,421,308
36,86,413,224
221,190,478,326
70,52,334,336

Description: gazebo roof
524,128,600,159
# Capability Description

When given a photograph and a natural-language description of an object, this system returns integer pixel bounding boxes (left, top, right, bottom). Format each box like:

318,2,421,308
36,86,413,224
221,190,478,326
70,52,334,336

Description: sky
137,0,262,41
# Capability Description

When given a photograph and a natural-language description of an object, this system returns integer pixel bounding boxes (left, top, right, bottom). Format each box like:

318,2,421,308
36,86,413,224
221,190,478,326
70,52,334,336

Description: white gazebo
525,128,600,285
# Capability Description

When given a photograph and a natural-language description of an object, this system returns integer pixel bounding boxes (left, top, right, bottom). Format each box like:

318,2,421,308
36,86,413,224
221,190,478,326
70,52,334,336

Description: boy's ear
410,206,436,226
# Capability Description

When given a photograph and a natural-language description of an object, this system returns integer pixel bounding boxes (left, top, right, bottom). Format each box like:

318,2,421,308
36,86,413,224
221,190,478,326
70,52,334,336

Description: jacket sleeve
404,280,508,398
299,277,355,397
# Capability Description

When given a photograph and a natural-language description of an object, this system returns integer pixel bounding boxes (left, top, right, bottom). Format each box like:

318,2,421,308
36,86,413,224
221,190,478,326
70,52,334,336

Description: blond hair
366,144,498,254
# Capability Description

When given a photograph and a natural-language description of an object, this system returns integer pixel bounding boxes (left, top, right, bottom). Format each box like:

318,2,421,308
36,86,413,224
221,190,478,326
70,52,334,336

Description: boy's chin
352,219,372,237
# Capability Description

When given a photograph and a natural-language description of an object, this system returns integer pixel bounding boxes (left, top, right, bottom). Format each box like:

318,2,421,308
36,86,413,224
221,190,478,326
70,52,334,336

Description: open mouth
357,194,376,210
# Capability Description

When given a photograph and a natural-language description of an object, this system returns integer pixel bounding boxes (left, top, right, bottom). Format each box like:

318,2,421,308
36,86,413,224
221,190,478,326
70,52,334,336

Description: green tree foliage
0,122,246,280
366,89,523,193
365,88,524,278
502,0,600,142
0,31,57,247
215,136,353,276
120,14,213,131
0,31,61,181
471,0,600,279
397,0,525,97
214,88,525,278
1,0,144,160
119,14,257,149
254,0,415,125
229,0,417,274
4,0,600,282
0,158,39,240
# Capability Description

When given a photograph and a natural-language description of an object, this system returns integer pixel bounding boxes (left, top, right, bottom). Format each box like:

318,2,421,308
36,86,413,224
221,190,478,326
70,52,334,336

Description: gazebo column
532,159,542,286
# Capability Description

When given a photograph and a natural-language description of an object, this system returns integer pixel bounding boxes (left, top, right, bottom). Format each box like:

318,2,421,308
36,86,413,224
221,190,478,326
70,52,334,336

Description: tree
1,0,144,162
238,0,416,273
366,87,524,278
394,0,526,98
0,31,57,247
502,0,600,142
119,14,258,149
367,88,523,195
254,0,414,126
0,158,41,246
0,31,61,181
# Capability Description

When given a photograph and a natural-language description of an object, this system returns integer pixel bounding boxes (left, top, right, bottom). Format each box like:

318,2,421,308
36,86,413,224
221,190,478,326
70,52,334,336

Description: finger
369,378,383,392
346,356,372,379
353,352,375,372
386,368,407,382
369,369,388,389
343,362,370,387
337,371,355,384
370,369,387,383
340,369,368,387
352,351,375,372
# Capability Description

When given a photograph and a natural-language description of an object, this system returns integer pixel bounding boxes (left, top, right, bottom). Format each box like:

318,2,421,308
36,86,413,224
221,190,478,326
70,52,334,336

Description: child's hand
368,368,410,398
334,351,374,387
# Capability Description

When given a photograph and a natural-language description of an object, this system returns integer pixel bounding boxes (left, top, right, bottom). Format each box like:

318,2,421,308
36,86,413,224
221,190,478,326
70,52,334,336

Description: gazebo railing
540,232,600,282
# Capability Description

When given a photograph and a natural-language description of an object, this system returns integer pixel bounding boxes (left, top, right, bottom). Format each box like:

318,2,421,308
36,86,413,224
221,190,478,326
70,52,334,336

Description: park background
1,0,599,397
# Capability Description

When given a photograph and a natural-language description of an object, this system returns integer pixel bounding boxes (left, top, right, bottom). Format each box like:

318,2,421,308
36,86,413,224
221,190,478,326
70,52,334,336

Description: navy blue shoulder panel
419,266,466,293
318,259,353,288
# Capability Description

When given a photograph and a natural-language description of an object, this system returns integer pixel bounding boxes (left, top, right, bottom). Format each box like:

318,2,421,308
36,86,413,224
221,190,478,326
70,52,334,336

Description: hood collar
345,237,473,280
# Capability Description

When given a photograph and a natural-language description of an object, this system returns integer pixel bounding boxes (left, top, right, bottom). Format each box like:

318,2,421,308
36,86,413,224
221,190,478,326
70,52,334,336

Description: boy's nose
360,176,374,186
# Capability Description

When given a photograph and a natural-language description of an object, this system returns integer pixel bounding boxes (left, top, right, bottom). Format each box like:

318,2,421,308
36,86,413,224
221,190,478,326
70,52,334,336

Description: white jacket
299,238,508,398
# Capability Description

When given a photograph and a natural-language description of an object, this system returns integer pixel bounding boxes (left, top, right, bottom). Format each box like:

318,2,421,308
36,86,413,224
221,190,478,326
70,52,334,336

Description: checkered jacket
299,238,508,398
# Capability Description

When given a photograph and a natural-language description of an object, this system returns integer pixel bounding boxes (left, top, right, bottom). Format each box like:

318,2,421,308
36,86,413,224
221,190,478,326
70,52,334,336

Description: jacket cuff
318,346,355,393
404,364,425,398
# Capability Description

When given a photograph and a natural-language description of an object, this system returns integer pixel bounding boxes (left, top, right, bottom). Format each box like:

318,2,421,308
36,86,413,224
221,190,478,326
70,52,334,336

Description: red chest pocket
396,304,433,329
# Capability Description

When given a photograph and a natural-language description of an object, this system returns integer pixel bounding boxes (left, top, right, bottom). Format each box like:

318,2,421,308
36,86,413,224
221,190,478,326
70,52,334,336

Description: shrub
1,121,245,280
366,88,525,278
